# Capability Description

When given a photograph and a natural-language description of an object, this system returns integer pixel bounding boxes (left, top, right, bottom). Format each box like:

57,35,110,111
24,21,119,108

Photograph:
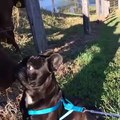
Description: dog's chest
25,92,34,106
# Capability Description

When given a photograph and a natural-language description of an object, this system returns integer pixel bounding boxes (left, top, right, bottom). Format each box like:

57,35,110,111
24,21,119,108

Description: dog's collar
28,98,85,116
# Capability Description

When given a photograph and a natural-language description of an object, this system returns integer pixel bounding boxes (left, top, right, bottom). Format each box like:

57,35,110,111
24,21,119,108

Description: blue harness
28,100,62,115
28,98,85,119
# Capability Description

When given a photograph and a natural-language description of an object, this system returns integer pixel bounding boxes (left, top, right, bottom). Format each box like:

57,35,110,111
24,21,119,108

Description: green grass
41,10,120,120
59,12,120,120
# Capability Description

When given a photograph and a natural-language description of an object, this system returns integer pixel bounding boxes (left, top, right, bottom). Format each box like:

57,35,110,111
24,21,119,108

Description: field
0,8,119,120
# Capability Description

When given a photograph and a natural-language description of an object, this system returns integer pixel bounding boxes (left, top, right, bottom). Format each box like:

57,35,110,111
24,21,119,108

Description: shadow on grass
62,19,120,110
47,21,100,62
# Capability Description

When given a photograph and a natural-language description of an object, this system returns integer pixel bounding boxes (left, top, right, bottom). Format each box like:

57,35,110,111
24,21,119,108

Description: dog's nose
28,72,37,81
27,64,34,70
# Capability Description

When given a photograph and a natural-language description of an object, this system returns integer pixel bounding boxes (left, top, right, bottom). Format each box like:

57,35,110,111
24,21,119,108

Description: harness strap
59,99,85,120
28,100,62,115
28,98,85,116
59,110,74,120
61,99,85,112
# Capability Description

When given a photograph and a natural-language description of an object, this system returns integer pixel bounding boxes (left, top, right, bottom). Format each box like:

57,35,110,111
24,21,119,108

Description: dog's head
16,51,63,89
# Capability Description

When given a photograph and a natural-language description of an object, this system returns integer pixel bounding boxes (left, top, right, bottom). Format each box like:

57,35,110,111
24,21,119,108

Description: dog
0,47,17,90
0,0,21,52
16,51,97,120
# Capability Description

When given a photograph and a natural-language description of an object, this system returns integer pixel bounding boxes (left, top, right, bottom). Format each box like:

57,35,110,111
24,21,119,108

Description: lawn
43,10,120,120
58,11,120,120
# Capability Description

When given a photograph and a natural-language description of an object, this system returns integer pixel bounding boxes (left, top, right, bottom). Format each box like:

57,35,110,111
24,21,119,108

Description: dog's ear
18,56,30,67
15,56,30,74
39,49,54,57
48,53,63,71
43,49,54,56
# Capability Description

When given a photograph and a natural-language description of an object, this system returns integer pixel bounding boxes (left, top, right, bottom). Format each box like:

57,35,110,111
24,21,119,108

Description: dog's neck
25,73,62,110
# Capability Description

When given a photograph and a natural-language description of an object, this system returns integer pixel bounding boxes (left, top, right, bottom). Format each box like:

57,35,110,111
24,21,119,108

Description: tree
25,0,47,53
81,0,91,34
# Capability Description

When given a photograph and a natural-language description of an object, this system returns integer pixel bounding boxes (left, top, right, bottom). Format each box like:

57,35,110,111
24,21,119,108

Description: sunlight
73,44,101,73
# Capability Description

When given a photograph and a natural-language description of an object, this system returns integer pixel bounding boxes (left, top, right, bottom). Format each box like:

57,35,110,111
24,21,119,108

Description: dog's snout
27,65,37,81
28,72,37,81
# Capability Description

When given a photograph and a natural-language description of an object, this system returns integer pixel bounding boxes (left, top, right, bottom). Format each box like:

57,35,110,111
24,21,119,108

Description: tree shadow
48,21,100,62
104,13,116,21
106,17,117,25
62,19,120,109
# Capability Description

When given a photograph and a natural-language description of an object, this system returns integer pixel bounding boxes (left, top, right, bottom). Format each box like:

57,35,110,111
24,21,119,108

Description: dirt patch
51,21,102,77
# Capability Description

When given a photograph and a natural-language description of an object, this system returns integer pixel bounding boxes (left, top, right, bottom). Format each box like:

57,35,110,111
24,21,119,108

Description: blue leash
28,98,120,119
85,110,120,118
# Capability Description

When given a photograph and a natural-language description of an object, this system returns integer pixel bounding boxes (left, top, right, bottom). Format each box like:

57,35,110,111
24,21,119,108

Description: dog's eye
27,65,34,71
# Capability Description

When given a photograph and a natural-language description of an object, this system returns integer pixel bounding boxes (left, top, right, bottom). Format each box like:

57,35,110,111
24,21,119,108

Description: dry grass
0,79,23,120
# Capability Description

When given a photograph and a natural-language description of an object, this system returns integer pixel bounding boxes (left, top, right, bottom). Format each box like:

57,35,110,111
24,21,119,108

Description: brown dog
16,51,97,120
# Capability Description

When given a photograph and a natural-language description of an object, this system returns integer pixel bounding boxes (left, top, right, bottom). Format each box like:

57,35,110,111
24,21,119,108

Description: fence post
25,0,47,53
118,0,120,9
96,0,101,21
82,0,91,34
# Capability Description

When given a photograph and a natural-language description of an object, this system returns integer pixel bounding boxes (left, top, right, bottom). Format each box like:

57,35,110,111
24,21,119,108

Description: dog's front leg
20,92,30,120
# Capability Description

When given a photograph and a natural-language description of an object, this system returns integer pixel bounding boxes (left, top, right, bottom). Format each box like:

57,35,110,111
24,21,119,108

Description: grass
0,8,120,120
59,11,120,120
42,9,120,120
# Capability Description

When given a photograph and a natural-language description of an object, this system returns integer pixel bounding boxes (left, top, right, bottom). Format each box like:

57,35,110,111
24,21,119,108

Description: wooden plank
25,0,47,53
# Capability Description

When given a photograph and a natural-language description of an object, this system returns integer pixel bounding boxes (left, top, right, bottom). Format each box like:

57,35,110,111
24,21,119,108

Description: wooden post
101,0,104,19
100,0,110,19
52,0,56,13
118,0,120,9
104,0,110,17
96,0,105,21
96,0,101,21
25,0,47,53
82,0,91,34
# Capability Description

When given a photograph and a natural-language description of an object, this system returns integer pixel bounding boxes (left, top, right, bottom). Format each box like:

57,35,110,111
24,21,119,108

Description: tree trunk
25,0,47,53
82,0,91,34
